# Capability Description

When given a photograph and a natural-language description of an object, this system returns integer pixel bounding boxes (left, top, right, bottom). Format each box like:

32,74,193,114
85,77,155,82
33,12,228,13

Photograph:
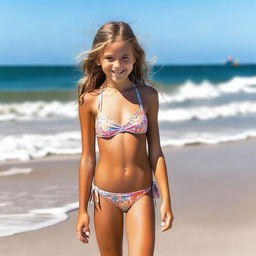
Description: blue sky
1,0,256,65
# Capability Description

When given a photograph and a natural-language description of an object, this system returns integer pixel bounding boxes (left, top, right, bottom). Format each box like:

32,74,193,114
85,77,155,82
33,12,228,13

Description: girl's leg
125,191,155,256
94,195,124,256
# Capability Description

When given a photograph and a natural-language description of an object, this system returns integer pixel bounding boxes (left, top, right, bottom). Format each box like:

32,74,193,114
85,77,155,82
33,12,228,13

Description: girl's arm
76,92,96,243
146,87,174,231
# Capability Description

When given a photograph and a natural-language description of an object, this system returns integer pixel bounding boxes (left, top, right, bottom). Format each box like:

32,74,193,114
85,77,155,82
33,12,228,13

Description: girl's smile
97,40,136,85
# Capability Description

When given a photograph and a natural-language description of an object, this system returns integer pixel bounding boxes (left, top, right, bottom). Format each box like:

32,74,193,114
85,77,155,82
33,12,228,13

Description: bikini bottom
90,181,160,213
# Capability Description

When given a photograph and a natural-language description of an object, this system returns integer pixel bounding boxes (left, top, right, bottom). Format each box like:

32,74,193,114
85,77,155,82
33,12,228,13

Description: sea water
1,65,256,161
0,64,256,237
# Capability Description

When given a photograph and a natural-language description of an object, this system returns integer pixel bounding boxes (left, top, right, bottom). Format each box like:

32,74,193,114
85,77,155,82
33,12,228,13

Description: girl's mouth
112,70,125,75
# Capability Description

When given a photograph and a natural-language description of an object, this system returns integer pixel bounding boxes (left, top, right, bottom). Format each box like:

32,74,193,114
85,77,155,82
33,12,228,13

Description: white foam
0,76,256,122
0,131,85,161
219,76,256,93
0,168,33,176
161,130,256,146
1,128,256,161
159,80,220,103
1,98,256,124
0,101,78,121
158,76,256,103
158,101,256,122
0,202,78,237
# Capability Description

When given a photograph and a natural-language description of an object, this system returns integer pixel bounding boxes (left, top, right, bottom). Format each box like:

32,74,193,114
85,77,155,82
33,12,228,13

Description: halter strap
98,88,104,111
97,84,144,111
132,84,144,108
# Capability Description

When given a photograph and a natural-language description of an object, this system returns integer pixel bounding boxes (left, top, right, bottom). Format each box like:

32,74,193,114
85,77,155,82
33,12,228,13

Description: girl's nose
113,60,121,68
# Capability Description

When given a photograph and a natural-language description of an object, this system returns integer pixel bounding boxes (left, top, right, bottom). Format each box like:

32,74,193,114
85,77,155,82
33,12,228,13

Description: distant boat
225,56,240,66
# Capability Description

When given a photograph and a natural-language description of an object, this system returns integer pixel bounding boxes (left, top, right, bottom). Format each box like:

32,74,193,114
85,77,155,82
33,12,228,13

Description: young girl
76,21,174,255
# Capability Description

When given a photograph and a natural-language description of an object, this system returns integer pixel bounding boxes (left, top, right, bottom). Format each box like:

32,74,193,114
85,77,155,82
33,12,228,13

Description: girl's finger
80,236,88,243
77,232,88,243
82,226,90,235
161,212,166,226
77,226,90,242
81,228,90,239
160,214,166,228
161,215,173,231
161,213,166,221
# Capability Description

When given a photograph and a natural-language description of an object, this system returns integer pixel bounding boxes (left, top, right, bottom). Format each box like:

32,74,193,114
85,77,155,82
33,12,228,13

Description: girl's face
97,40,136,84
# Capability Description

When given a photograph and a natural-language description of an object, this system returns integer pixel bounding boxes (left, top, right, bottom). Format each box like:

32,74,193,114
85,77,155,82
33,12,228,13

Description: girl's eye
104,57,129,62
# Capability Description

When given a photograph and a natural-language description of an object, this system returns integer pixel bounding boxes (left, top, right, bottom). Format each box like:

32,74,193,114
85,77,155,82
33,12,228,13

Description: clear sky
1,0,256,65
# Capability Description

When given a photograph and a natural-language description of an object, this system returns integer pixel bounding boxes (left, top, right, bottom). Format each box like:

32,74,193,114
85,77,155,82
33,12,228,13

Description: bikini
90,181,160,213
95,83,148,138
90,83,160,213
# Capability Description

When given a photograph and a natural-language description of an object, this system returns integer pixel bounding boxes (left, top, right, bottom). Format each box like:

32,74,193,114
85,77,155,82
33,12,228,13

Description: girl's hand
160,202,174,232
76,212,90,243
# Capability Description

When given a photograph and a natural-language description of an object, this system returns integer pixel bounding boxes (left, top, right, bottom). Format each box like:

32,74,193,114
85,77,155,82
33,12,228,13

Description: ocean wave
161,130,256,146
1,99,256,122
158,101,256,122
1,76,256,121
0,101,78,121
0,131,83,161
159,76,256,103
1,130,256,161
0,202,78,237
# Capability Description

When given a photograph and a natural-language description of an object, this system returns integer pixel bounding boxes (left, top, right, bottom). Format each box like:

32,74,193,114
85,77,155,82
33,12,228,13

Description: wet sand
0,139,256,255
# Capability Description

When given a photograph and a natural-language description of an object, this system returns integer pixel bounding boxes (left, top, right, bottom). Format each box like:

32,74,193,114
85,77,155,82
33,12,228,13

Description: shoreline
1,138,256,255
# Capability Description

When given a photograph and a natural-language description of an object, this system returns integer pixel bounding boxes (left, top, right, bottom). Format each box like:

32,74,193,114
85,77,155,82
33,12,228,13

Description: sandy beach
0,139,256,256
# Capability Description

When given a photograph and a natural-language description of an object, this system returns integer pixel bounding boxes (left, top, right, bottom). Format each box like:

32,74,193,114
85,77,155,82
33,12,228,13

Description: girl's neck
102,79,134,92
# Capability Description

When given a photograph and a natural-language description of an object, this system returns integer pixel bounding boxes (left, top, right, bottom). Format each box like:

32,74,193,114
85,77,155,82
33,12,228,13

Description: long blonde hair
76,21,152,106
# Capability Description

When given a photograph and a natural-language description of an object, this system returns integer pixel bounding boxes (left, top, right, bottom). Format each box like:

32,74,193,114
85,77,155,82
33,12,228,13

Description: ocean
1,65,256,161
1,64,256,237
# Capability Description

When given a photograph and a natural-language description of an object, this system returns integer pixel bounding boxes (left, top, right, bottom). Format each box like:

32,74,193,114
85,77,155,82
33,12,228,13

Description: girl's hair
76,21,151,106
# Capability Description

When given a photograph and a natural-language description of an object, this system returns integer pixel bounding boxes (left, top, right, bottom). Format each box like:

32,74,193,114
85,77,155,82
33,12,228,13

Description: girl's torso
91,84,153,192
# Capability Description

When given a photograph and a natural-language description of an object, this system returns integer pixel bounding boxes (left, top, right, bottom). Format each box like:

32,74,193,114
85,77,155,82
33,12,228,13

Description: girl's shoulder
78,88,102,114
137,84,158,96
137,85,158,99
137,84,159,111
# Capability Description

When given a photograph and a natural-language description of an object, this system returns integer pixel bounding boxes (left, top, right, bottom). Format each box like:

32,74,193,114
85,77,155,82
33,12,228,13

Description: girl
76,21,174,256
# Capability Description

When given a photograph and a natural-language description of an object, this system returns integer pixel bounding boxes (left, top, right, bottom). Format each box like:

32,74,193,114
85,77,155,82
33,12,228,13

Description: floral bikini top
95,84,148,138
